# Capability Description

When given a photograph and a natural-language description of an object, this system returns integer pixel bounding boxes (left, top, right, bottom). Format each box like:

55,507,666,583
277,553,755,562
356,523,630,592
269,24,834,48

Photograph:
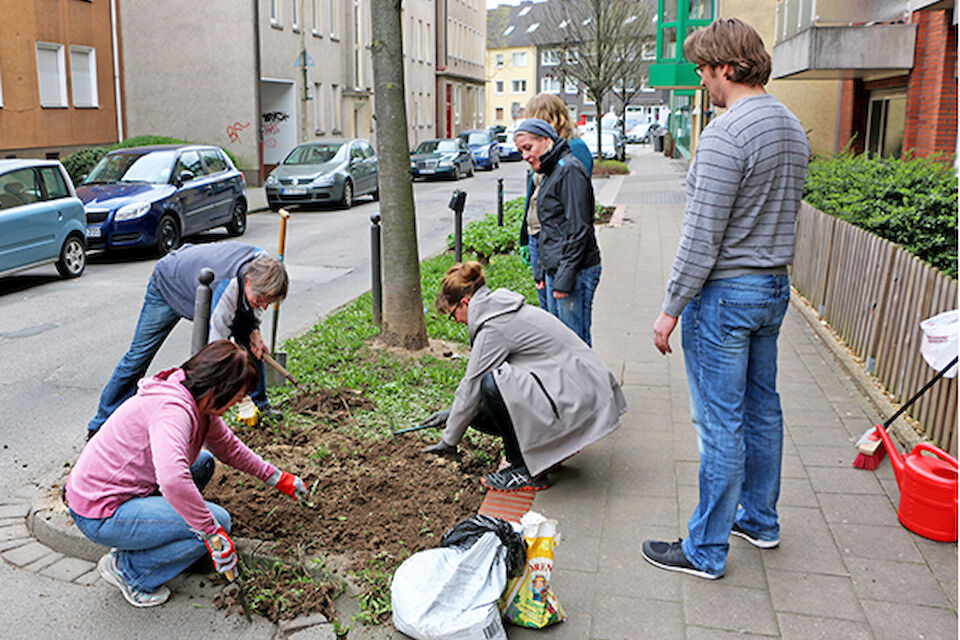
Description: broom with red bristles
853,356,958,470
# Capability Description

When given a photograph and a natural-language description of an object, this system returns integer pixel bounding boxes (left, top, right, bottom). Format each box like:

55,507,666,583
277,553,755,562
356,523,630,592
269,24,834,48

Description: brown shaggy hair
435,261,486,314
181,340,259,408
683,18,771,86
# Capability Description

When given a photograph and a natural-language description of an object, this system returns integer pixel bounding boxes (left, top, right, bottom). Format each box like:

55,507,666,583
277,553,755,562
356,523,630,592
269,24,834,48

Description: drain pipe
253,0,264,184
109,0,124,141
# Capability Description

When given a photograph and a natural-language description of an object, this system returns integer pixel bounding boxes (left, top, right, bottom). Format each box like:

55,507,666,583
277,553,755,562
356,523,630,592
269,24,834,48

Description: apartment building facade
436,0,486,137
0,0,122,158
402,0,438,146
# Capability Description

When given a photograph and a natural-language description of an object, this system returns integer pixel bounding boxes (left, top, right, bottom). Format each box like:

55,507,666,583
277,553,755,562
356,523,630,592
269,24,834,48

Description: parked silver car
265,139,378,210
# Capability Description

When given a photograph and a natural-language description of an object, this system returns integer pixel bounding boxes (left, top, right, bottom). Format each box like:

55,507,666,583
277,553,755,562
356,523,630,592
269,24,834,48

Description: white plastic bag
920,310,958,377
391,531,508,640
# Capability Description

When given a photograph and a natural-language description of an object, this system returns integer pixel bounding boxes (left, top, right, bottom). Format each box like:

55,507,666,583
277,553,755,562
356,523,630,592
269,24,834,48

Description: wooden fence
793,202,958,456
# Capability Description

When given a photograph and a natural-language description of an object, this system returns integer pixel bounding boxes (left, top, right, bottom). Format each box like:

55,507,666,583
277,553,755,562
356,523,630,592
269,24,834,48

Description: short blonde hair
526,93,574,140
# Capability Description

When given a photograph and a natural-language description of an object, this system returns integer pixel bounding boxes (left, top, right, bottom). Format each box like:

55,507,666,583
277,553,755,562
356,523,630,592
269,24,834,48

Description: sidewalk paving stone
778,476,819,508
0,523,31,543
2,541,54,567
860,599,958,640
686,626,779,639
23,550,63,573
0,504,30,519
807,467,885,495
505,612,593,640
766,568,864,621
682,580,779,636
594,595,685,639
776,613,873,640
843,556,952,607
817,493,900,526
39,556,96,582
831,523,924,563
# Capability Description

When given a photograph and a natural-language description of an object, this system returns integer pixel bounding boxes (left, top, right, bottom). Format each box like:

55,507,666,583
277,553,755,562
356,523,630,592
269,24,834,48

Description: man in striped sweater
643,18,810,580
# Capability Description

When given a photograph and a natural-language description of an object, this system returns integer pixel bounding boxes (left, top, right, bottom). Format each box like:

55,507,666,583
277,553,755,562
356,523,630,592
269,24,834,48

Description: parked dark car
457,130,500,170
78,145,247,256
410,139,475,180
264,139,378,210
0,159,86,279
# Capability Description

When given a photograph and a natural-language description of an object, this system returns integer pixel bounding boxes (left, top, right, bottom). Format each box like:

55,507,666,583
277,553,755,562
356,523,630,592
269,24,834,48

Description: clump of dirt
205,387,499,623
212,563,340,623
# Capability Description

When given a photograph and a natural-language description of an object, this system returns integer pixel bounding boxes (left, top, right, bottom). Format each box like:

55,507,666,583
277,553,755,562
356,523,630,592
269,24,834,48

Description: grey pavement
2,146,956,639
510,146,958,640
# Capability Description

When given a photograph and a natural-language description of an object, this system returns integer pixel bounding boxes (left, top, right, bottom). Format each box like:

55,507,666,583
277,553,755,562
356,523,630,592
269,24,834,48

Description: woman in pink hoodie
66,341,306,608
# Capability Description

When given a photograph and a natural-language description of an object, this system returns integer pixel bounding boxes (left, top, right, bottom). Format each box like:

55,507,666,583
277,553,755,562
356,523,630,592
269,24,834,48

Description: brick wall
902,8,958,159
836,79,867,155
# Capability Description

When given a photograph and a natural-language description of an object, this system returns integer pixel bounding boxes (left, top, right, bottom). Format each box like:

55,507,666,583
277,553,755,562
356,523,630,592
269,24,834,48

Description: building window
353,0,363,88
511,51,526,67
866,93,907,159
525,23,539,33
314,82,323,133
69,46,98,108
541,49,560,66
518,5,531,16
565,78,578,94
36,43,67,108
329,0,339,38
495,106,504,120
454,85,461,126
312,0,321,34
270,0,280,25
511,79,527,93
330,84,341,132
503,25,514,36
540,77,560,94
292,0,299,30
583,91,595,105
417,19,424,60
642,40,656,61
426,23,431,63
495,80,504,94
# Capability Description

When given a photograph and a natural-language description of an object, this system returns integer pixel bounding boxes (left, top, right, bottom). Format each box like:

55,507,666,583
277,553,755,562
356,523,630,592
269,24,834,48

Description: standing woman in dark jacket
514,118,602,346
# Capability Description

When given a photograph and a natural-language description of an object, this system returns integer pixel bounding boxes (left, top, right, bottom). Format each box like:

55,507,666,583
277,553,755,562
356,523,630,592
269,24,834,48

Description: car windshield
417,140,459,154
284,143,347,165
460,132,489,145
85,151,177,184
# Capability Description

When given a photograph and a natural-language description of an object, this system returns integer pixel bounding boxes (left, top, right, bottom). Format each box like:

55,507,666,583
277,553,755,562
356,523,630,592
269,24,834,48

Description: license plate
85,227,101,238
282,187,307,195
420,169,435,174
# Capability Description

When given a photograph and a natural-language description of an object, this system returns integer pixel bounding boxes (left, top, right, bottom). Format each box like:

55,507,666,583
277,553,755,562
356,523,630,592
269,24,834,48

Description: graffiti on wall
262,111,290,149
226,121,250,144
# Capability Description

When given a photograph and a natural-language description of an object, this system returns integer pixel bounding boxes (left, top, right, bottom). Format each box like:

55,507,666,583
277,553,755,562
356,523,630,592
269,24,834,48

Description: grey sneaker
98,550,170,608
641,539,723,580
731,523,780,549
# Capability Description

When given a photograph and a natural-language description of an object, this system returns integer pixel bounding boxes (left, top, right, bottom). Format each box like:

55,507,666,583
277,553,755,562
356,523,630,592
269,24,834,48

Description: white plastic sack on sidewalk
391,531,508,640
920,310,958,377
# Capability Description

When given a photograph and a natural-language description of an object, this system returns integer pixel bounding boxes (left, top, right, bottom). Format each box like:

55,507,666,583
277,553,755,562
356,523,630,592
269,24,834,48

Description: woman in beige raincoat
421,262,627,492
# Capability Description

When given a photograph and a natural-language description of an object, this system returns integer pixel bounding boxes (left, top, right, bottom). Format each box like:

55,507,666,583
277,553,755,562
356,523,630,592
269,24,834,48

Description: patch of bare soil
595,205,615,225
205,387,499,623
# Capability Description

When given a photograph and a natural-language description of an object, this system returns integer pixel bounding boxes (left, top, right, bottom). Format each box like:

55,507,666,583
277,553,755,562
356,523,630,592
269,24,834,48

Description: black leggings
471,371,525,468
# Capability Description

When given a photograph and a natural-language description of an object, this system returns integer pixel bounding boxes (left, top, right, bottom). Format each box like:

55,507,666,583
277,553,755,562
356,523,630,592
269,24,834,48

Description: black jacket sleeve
552,163,594,293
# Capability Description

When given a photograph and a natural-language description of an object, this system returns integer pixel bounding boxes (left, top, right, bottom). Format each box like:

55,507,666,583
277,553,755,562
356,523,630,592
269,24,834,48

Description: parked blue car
78,144,247,255
457,130,501,170
0,159,87,279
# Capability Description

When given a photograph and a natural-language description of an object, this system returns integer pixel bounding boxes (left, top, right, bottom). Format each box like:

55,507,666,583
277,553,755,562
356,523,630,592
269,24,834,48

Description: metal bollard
497,177,504,227
449,189,467,263
190,267,215,356
370,213,382,326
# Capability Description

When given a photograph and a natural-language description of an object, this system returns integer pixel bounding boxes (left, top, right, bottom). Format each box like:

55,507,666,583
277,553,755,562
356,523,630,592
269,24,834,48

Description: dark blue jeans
546,262,602,347
70,450,228,593
87,279,268,435
527,234,550,310
679,274,790,575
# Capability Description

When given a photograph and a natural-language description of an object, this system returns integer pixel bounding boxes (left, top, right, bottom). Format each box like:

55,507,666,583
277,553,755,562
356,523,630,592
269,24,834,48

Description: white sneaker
98,550,171,608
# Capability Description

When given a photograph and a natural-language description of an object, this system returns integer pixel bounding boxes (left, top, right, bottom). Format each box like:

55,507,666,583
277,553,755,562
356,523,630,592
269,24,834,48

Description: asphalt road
0,160,530,497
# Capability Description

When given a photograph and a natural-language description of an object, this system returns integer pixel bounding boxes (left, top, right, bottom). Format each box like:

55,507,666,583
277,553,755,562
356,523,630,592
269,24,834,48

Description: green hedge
62,135,241,184
448,197,525,262
804,152,958,278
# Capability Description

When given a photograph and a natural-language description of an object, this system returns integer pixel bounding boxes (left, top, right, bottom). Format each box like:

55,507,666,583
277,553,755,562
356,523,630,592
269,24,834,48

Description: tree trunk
370,0,428,350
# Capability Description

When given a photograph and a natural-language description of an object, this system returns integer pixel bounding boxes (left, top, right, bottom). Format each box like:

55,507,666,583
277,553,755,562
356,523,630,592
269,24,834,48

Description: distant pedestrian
520,93,594,312
86,241,289,440
67,341,306,607
643,18,810,580
514,118,601,346
419,262,626,491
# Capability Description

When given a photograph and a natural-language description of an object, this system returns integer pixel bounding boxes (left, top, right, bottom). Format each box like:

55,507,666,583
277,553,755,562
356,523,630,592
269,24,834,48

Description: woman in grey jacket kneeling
421,262,627,492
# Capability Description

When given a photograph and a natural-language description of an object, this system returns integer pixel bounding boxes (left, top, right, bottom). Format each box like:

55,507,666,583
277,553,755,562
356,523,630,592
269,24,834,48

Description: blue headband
514,118,559,142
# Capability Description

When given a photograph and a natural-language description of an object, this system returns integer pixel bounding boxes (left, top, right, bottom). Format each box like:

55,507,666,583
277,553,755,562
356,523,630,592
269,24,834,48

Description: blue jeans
545,262,602,347
680,274,790,576
527,234,550,310
87,279,269,435
69,451,228,593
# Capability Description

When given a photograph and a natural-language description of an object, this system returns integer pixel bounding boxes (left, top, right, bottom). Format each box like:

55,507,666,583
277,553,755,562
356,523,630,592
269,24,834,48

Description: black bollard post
370,213,382,326
497,177,504,227
448,189,467,263
191,267,215,356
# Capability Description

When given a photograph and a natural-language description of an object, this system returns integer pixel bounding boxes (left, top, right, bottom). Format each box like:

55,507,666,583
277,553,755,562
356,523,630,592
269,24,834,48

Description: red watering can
874,424,958,542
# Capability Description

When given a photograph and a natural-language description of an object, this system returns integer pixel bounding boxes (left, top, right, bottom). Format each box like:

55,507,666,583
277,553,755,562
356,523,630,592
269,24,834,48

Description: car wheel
156,214,181,256
225,200,247,236
493,156,500,170
452,165,461,181
467,162,475,177
371,187,380,202
340,180,353,208
55,234,86,278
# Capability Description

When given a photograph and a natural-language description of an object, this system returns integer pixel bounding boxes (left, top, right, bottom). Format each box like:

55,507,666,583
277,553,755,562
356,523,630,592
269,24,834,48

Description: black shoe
480,465,550,492
730,523,780,549
86,430,97,442
641,539,723,580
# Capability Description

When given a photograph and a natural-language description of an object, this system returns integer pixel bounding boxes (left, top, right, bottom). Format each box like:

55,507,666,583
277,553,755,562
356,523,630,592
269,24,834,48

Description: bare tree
370,0,428,350
536,0,654,157
610,44,652,138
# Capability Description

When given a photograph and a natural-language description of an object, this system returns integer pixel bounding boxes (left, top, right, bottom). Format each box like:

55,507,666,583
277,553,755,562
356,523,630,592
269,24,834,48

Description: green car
409,139,475,180
265,139,378,210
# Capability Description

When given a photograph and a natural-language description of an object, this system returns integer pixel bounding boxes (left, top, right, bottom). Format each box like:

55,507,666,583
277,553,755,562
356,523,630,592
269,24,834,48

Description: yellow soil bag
498,511,565,628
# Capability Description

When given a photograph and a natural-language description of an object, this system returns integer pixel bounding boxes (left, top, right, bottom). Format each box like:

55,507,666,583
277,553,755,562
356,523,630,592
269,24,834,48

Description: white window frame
541,49,560,66
454,85,461,126
314,81,324,133
511,79,526,94
564,78,578,94
583,90,595,105
426,23,432,64
36,42,67,108
292,0,300,30
270,0,281,26
69,45,98,108
312,0,321,35
540,77,561,94
511,51,526,67
329,0,339,39
495,80,504,95
525,23,539,33
330,83,342,132
503,25,514,36
353,0,363,88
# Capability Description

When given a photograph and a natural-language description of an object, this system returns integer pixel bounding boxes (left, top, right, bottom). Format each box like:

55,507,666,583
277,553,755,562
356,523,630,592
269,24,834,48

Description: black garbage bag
441,514,527,578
